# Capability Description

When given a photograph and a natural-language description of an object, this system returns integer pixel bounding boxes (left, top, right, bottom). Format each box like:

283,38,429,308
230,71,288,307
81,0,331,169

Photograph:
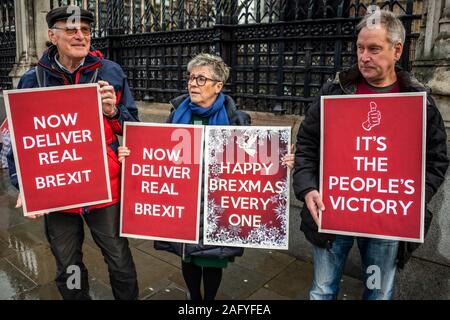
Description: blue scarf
171,92,230,125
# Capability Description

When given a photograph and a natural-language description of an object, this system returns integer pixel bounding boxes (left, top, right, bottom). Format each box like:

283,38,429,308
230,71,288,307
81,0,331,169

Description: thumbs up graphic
362,101,381,131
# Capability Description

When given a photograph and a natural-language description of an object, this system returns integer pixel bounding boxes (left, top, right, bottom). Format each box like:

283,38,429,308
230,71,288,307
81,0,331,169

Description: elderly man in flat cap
7,5,139,300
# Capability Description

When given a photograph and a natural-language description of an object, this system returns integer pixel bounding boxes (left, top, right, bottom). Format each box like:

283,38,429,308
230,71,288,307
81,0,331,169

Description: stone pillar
8,0,51,88
413,0,450,134
34,0,52,60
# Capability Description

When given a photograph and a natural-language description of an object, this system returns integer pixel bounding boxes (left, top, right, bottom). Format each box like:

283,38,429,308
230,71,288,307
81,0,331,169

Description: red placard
320,93,426,242
120,123,204,243
204,126,291,250
4,84,111,215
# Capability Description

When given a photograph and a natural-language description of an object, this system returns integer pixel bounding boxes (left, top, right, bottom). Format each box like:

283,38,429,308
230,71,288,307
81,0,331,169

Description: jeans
44,203,139,300
310,235,399,300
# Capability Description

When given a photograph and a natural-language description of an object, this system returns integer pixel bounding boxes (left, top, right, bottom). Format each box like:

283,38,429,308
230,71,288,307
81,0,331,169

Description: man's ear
394,42,403,61
48,29,57,45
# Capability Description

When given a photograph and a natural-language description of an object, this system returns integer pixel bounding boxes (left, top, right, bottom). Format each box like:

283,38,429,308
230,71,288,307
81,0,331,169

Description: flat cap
46,5,94,28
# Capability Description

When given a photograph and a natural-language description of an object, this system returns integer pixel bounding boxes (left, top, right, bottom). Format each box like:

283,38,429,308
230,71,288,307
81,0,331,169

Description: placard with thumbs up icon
320,92,427,242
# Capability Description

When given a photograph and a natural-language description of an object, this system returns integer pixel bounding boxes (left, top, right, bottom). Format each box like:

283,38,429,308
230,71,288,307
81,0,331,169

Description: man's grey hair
356,10,406,46
187,53,230,83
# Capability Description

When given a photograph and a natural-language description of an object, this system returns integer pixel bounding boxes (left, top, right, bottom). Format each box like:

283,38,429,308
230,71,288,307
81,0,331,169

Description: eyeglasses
52,26,91,36
187,74,220,86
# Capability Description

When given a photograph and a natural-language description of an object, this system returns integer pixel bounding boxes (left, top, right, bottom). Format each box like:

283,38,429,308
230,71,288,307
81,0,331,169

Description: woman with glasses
167,53,249,125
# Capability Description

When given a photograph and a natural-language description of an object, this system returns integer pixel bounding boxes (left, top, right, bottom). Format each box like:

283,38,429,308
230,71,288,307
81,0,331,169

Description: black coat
154,94,251,260
293,64,449,268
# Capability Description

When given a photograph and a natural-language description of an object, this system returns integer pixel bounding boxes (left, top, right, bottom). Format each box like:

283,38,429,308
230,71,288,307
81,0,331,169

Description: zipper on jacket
182,243,186,261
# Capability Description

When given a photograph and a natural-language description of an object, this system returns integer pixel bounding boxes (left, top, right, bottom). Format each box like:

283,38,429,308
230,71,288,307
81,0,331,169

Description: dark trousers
181,261,222,300
44,204,139,300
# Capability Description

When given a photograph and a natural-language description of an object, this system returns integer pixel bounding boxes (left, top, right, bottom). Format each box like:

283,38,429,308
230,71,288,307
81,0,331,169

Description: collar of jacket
37,45,103,82
334,64,429,94
170,93,238,115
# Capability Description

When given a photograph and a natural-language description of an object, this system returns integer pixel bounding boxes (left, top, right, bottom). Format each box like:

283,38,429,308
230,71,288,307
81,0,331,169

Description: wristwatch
103,106,118,119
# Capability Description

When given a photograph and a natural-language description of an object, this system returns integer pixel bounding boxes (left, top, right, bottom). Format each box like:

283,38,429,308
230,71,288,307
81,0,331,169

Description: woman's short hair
187,53,230,83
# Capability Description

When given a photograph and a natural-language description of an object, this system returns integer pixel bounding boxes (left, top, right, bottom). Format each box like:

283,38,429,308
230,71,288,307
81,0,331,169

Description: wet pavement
0,168,364,300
